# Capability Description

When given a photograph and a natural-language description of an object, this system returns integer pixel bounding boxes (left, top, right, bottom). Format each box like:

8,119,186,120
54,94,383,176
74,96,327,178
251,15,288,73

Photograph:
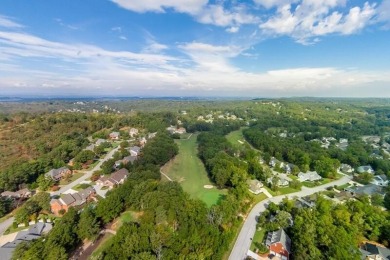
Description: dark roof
266,229,291,253
346,184,385,196
61,193,76,205
27,222,45,236
110,168,129,183
78,187,95,200
361,243,390,260
46,167,69,178
14,231,40,242
129,146,141,153
123,156,137,163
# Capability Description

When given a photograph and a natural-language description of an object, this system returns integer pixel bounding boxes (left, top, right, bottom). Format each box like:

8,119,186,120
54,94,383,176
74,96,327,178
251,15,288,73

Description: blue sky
0,0,389,97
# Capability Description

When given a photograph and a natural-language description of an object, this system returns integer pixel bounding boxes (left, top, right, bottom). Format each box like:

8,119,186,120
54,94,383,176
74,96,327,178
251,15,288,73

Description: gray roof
110,168,129,183
129,146,141,153
27,222,45,236
360,243,390,260
123,156,137,164
45,167,69,178
346,184,385,196
61,193,76,205
357,165,374,173
0,247,14,260
265,229,291,253
15,231,40,242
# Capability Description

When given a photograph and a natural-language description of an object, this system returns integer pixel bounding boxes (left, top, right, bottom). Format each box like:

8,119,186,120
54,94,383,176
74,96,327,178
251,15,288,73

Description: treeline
258,195,390,259
244,118,390,177
13,132,241,259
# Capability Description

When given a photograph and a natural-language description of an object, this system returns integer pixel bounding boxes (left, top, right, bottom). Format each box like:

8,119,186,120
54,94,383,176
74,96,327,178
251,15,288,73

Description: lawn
161,133,226,207
226,127,248,148
335,183,351,191
89,233,114,260
250,228,267,252
73,183,92,191
59,171,84,185
253,193,268,204
264,186,300,196
112,210,141,230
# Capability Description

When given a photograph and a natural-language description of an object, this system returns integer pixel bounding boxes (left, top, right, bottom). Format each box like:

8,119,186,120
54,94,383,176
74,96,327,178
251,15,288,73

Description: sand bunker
204,185,214,189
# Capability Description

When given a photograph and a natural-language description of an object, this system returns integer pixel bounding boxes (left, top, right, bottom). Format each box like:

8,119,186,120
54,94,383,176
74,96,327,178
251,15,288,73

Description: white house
298,171,322,182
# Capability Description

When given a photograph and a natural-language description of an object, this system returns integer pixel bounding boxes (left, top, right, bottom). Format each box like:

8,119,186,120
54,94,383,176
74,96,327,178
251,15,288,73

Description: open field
161,133,226,207
226,128,247,148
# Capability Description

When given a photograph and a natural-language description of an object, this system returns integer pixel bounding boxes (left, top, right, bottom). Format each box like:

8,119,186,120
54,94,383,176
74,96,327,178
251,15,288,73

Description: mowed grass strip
226,127,248,148
162,133,226,207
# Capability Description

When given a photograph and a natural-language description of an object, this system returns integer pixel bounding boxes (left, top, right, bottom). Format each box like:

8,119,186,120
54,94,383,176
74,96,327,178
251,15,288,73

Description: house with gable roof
265,229,291,260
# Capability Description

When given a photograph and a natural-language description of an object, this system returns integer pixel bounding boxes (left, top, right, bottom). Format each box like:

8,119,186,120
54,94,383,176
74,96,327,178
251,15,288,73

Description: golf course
161,133,226,207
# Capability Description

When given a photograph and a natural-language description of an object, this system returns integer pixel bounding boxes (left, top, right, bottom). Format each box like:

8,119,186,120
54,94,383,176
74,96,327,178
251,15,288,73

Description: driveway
51,146,120,196
229,175,352,260
0,217,14,236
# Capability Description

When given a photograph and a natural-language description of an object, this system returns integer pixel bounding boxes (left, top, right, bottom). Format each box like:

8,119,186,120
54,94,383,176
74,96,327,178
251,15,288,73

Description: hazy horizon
1,0,390,97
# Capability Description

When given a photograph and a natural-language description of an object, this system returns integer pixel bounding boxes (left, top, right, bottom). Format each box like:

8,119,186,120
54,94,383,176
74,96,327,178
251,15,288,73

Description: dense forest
0,98,389,259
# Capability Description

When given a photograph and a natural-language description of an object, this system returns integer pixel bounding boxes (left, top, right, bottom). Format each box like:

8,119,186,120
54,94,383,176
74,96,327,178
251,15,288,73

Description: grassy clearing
264,186,300,196
73,183,92,191
89,233,114,259
335,183,350,190
59,171,84,185
250,228,267,252
252,193,268,204
226,128,247,148
161,133,226,207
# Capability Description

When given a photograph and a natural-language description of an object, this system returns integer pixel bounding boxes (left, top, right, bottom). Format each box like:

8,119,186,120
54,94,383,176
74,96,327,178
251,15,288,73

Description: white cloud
110,0,207,14
143,42,168,53
377,0,390,28
111,0,257,29
119,35,127,40
259,0,377,44
226,26,240,33
0,15,23,28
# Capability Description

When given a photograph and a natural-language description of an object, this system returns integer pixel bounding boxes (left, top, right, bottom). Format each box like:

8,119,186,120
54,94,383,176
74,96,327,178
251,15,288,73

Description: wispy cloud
0,15,23,28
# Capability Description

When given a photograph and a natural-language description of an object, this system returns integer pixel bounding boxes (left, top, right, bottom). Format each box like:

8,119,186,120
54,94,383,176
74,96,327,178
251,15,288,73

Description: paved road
51,147,120,196
0,217,14,235
229,175,352,260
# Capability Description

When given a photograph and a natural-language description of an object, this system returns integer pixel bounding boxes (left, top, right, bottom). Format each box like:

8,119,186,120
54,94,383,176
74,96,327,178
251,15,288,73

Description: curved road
51,146,120,196
229,175,352,260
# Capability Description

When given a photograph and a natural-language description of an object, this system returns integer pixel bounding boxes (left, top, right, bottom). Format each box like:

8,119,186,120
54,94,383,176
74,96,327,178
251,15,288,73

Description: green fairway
226,127,247,148
162,133,226,207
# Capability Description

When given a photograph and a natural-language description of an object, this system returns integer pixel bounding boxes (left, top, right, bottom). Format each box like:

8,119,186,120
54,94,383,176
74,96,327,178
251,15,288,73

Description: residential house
269,157,281,167
357,166,375,174
247,179,263,195
265,229,291,260
267,176,290,187
96,168,130,189
95,139,107,146
295,197,316,209
0,222,53,260
345,184,385,197
148,132,157,139
129,146,141,157
340,164,354,174
129,128,139,137
336,138,349,150
123,155,137,164
1,188,32,199
360,242,390,260
283,164,294,174
50,187,95,215
114,156,137,169
298,171,322,182
139,137,147,147
45,167,71,181
109,131,120,140
371,175,389,186
85,144,95,151
167,126,186,135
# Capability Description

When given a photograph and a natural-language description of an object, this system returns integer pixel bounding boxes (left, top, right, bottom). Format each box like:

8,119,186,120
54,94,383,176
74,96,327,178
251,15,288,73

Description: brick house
50,187,95,215
45,167,72,181
96,168,129,189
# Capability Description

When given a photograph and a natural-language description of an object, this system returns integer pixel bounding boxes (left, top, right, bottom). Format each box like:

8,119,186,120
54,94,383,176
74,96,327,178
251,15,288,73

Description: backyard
161,133,226,207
